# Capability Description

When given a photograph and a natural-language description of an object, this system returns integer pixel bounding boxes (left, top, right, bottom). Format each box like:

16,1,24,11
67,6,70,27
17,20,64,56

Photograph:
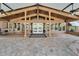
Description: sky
1,3,79,12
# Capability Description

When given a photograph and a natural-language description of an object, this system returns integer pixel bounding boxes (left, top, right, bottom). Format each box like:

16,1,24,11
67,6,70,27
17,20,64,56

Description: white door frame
32,23,43,34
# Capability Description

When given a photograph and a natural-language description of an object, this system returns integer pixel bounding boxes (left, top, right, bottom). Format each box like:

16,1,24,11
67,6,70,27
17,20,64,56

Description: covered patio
0,4,79,38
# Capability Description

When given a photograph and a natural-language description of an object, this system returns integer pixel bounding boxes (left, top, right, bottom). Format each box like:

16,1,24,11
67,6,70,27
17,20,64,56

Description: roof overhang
0,4,79,21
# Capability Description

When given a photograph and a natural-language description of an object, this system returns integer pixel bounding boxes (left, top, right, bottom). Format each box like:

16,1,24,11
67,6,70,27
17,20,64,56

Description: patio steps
29,34,47,38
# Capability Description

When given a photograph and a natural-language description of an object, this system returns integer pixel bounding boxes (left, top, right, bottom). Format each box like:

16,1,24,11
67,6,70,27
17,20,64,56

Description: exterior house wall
0,21,8,29
6,15,65,35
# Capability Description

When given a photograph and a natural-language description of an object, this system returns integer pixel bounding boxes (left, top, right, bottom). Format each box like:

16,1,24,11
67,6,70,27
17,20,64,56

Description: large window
17,23,20,30
14,23,16,28
51,24,53,30
55,23,57,30
22,24,24,31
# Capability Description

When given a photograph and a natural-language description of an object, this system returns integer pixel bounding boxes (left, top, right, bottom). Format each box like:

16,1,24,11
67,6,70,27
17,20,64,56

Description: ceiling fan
0,3,13,15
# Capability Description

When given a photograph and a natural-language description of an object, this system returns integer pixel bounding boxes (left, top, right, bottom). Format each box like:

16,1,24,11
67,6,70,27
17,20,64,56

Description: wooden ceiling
0,12,24,20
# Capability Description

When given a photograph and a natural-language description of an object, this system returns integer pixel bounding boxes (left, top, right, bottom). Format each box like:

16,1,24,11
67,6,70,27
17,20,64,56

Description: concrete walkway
0,31,79,56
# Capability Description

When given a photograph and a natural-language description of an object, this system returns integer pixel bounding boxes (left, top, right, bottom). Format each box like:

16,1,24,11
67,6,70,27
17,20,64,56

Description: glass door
32,23,43,34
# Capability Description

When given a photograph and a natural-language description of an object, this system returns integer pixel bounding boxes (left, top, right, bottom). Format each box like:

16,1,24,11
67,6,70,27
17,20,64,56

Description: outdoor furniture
0,29,9,35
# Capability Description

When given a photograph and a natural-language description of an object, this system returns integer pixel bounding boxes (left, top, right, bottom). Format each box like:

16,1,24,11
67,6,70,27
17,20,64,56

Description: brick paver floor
0,31,79,56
